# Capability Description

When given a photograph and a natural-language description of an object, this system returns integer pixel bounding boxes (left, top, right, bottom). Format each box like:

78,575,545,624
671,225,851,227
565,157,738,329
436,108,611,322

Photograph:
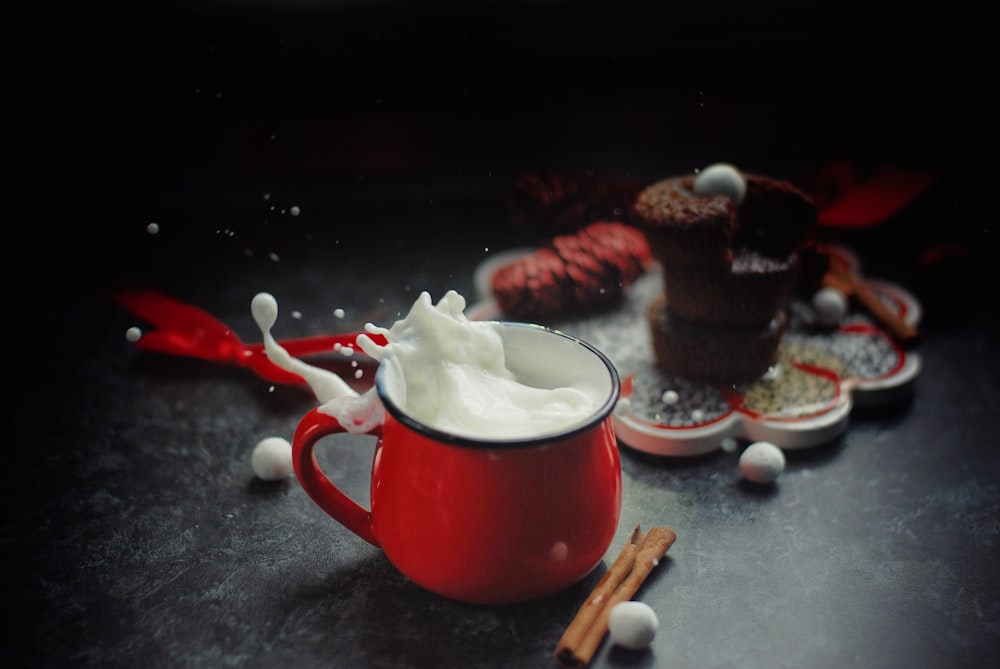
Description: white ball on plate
739,441,786,484
252,436,293,481
693,163,746,205
811,286,849,326
608,601,659,650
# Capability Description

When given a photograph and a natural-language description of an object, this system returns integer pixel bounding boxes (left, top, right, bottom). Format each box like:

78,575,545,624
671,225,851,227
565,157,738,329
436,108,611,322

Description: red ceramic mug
292,322,622,605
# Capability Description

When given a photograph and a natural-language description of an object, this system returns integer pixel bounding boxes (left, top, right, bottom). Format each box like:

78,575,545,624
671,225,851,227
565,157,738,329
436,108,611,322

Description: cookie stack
491,221,651,322
632,164,817,384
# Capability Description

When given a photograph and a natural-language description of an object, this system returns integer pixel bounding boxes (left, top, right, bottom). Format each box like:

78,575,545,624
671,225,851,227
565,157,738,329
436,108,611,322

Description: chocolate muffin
735,174,819,259
660,249,800,325
632,171,817,271
632,176,736,269
646,292,787,384
632,164,817,384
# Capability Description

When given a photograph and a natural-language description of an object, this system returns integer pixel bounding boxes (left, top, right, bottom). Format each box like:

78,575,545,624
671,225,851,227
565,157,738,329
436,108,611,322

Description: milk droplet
146,222,160,235
289,206,301,216
661,390,679,405
125,326,142,343
334,308,345,318
251,292,279,329
251,292,356,404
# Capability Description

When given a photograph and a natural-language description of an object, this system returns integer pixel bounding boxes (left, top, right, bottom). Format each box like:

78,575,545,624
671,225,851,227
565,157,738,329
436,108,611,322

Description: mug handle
293,406,380,546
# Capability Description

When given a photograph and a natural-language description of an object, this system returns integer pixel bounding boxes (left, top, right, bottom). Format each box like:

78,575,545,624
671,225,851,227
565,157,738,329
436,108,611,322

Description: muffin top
632,168,818,264
632,176,734,233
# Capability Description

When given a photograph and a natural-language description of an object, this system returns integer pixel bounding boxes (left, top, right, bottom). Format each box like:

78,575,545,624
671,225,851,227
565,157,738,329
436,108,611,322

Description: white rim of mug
374,321,621,449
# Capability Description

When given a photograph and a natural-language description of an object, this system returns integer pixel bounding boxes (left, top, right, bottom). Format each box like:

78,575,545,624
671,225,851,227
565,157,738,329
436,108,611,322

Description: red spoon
114,290,386,385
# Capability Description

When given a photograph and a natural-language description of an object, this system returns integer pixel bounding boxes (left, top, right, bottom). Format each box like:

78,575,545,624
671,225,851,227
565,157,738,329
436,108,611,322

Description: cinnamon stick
555,524,643,667
555,525,677,668
824,255,919,347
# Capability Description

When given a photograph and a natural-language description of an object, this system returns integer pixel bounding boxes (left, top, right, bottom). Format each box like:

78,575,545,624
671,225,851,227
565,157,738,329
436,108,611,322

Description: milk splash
251,290,603,440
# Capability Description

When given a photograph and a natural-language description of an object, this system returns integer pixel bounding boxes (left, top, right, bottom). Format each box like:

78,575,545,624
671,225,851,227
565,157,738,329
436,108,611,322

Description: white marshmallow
811,286,849,326
608,601,659,650
693,163,746,205
252,436,293,481
739,441,786,484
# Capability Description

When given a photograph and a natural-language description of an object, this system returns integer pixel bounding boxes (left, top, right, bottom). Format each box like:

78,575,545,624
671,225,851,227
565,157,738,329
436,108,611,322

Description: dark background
31,0,996,385
51,0,994,264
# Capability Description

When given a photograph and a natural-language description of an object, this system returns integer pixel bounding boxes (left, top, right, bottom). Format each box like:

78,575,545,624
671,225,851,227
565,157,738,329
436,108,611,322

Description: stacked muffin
633,164,817,384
